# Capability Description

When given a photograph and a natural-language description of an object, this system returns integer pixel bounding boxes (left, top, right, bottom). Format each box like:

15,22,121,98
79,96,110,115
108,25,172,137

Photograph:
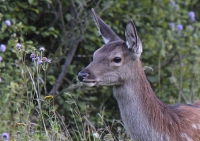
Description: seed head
0,56,2,62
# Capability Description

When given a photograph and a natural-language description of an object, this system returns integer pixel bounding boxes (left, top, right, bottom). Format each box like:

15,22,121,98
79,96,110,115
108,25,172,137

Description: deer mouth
81,80,97,87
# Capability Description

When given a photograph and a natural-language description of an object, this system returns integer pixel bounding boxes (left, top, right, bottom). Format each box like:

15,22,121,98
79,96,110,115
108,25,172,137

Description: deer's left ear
125,20,142,57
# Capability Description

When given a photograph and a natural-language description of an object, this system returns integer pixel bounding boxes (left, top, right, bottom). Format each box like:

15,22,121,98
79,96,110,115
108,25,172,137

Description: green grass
0,44,129,141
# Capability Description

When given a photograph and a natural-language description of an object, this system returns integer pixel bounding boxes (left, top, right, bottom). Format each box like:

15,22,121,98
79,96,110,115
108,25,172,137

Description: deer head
78,9,142,87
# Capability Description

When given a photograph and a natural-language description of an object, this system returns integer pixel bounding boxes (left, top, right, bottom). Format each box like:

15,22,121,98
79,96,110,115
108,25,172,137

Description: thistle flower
37,59,43,65
0,56,2,62
176,24,183,32
46,59,51,63
16,43,21,50
4,20,11,26
32,58,37,61
39,47,45,51
30,53,36,58
169,22,174,28
170,1,176,7
42,57,51,63
0,44,6,52
1,133,9,140
188,11,195,22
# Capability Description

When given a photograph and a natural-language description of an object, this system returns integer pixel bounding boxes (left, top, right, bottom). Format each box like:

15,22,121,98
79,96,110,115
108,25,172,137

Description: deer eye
113,57,121,63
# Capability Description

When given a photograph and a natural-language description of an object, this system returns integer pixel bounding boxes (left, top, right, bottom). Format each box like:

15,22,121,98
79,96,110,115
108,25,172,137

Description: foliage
0,0,200,140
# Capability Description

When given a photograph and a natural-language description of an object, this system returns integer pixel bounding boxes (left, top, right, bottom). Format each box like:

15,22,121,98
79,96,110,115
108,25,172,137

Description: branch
49,36,83,96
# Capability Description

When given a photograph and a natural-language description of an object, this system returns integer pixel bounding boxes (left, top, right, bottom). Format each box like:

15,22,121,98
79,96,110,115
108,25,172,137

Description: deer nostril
78,72,89,82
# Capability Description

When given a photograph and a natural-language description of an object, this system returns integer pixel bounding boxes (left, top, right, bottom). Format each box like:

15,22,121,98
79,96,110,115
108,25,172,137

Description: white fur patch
102,36,109,44
126,41,131,49
181,133,193,141
191,124,197,129
82,82,96,87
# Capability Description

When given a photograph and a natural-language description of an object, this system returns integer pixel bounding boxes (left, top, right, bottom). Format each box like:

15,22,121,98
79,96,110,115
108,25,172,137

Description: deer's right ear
91,8,121,44
125,20,142,57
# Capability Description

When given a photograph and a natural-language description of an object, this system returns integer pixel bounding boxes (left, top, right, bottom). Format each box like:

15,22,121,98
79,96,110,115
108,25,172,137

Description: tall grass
0,37,129,140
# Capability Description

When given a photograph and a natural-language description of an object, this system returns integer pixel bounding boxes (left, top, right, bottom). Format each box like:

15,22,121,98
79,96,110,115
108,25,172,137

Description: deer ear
91,8,121,44
125,20,142,57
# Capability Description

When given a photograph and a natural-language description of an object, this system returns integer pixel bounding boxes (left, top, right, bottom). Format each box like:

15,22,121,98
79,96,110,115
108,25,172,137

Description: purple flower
169,22,175,28
170,1,176,7
0,56,2,62
16,43,21,50
39,47,45,51
42,57,51,63
0,44,6,52
32,58,37,61
2,133,9,140
46,59,51,63
30,53,36,58
4,20,11,26
37,59,43,65
188,11,195,22
176,24,183,32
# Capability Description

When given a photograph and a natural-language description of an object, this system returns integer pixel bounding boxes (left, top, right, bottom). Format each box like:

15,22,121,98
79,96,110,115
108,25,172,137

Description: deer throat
113,79,169,141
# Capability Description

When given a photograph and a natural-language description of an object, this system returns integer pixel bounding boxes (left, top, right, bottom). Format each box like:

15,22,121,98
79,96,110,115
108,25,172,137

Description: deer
78,8,200,141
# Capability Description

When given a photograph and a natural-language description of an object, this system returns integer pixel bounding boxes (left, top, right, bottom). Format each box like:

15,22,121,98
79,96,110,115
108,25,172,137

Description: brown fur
78,9,200,141
137,60,200,140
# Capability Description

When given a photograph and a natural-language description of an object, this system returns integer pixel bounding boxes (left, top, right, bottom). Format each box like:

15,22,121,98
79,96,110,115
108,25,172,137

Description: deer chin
81,81,96,87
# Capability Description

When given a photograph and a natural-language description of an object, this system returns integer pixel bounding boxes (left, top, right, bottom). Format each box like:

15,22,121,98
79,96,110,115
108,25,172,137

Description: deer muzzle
78,72,96,87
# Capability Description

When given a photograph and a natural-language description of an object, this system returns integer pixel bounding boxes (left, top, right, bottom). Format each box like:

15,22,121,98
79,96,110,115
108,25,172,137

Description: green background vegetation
0,0,200,140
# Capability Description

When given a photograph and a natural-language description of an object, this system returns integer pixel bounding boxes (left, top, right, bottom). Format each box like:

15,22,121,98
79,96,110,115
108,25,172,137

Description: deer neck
113,59,168,141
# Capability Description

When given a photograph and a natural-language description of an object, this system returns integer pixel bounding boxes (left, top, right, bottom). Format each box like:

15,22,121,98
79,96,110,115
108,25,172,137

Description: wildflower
46,59,51,63
2,133,9,140
0,56,2,62
42,57,51,63
0,44,6,52
0,78,2,83
42,57,47,61
44,95,53,100
30,53,36,58
16,43,21,50
176,24,183,32
169,22,174,28
37,59,43,65
170,1,176,7
39,47,45,51
32,58,37,61
4,20,11,26
188,11,195,22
